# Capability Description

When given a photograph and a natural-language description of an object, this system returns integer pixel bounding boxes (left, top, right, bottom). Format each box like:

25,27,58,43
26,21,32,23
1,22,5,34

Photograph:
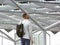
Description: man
18,13,33,45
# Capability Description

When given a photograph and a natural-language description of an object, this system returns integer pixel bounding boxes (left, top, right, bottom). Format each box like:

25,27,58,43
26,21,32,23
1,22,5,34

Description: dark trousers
21,38,30,45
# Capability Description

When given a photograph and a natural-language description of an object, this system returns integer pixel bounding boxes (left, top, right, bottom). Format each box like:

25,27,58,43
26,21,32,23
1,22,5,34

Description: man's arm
29,23,33,39
29,23,34,45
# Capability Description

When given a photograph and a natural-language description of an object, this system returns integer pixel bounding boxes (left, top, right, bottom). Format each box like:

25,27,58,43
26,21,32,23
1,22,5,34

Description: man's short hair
23,13,27,17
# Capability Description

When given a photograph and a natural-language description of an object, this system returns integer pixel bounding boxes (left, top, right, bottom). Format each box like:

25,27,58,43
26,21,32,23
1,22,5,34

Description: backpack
16,23,25,38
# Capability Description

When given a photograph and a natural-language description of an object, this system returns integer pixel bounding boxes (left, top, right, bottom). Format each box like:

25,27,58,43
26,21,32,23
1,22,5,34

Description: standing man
18,13,33,45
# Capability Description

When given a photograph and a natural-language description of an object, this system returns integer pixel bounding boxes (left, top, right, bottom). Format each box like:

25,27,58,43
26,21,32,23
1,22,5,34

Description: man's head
23,13,29,19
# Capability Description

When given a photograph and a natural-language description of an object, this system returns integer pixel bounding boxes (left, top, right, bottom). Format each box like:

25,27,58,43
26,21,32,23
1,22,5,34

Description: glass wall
32,31,50,45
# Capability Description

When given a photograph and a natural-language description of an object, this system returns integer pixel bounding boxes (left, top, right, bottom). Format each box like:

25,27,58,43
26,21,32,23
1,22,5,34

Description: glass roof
0,0,60,45
0,0,60,32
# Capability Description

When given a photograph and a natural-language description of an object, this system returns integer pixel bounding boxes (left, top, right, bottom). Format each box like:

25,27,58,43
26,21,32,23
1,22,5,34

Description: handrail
0,35,12,41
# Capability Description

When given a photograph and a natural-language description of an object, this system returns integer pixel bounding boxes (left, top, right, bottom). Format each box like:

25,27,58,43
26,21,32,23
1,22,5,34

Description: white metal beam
45,21,60,31
0,10,22,13
0,13,19,22
0,5,16,10
0,35,12,41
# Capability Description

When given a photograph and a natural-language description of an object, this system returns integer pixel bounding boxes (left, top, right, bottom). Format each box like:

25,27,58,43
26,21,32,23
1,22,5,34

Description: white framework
0,0,60,45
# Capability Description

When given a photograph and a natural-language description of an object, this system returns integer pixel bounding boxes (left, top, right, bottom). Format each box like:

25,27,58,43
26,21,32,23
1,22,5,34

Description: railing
0,30,50,45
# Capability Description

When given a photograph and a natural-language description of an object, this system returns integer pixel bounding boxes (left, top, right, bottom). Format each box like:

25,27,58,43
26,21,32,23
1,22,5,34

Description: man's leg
21,38,25,45
25,39,30,45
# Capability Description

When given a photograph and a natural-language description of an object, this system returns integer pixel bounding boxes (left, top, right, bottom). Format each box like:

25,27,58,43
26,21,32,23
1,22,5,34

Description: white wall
3,38,14,45
51,32,60,45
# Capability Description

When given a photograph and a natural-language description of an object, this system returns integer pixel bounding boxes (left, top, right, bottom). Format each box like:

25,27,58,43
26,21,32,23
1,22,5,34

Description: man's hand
30,39,33,45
